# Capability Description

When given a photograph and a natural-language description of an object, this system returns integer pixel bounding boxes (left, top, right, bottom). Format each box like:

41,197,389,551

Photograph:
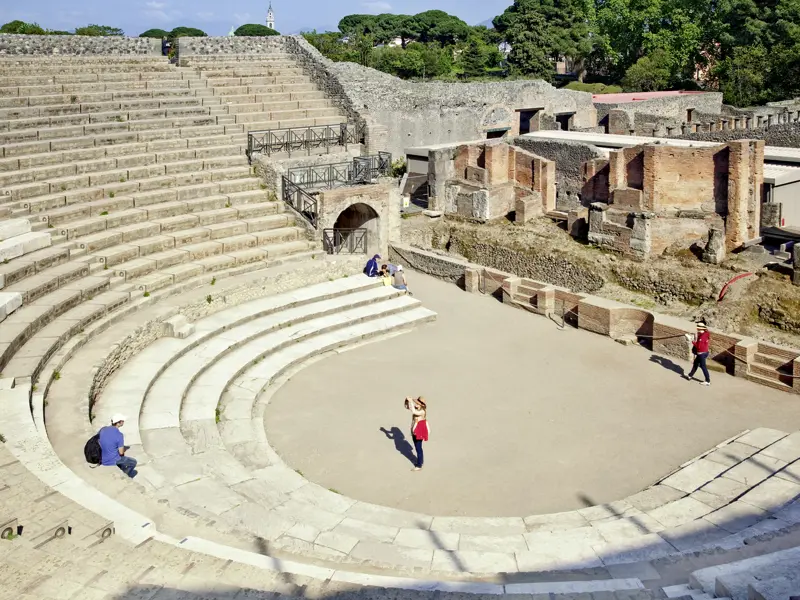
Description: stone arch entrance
326,202,380,255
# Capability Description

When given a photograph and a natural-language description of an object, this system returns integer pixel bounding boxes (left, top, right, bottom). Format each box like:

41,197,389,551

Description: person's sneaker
701,381,710,386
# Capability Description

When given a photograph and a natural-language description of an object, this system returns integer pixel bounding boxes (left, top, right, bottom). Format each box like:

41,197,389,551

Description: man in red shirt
685,320,711,386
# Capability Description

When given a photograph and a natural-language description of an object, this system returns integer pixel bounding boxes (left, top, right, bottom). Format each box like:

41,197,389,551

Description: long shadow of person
379,426,416,465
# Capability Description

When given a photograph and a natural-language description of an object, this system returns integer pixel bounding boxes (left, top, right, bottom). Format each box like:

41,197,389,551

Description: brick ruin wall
512,137,607,211
0,34,160,55
672,121,800,148
596,93,724,134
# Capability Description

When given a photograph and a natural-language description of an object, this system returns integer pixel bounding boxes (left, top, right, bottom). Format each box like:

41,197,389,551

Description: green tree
714,45,770,106
74,24,124,36
46,30,72,35
0,20,46,34
495,0,594,78
303,31,354,61
168,27,207,38
234,24,281,36
139,28,169,38
622,50,672,91
495,8,555,80
414,10,470,46
458,38,488,78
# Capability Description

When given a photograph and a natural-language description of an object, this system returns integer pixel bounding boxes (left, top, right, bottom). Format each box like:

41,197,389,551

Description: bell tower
267,2,275,30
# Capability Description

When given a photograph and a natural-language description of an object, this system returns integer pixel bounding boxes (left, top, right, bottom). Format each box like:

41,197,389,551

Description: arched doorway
324,202,380,255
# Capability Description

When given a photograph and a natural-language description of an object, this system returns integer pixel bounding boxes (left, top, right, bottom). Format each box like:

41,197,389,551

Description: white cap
397,265,403,271
111,414,127,425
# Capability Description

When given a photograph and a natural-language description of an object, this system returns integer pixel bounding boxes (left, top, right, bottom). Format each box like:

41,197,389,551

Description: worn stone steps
0,290,22,322
0,88,213,110
212,82,318,96
0,149,248,189
0,137,246,178
234,107,342,124
747,364,794,387
0,245,71,290
218,90,329,105
0,124,245,161
0,235,315,380
0,230,52,263
689,546,800,597
0,96,211,121
0,71,202,87
5,159,257,205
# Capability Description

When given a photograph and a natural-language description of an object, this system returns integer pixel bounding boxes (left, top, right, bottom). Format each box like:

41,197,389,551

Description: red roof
593,91,709,104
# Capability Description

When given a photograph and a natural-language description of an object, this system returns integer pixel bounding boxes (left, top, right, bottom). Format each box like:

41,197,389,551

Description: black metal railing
246,121,365,163
282,176,318,228
286,152,392,190
323,228,368,255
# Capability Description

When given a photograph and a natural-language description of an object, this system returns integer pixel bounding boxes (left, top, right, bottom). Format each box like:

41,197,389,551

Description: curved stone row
83,274,800,578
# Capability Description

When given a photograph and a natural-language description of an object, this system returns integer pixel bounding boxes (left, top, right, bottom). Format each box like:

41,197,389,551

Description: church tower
267,2,275,30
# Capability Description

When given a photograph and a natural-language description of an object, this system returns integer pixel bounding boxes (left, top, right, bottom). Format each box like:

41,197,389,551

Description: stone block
514,192,543,224
660,458,730,494
725,455,789,487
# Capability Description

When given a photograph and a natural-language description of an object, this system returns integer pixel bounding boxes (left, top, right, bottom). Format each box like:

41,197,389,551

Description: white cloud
142,0,181,24
361,1,392,14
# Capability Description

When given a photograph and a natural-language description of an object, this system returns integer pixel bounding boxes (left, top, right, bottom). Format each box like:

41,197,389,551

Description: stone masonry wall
173,35,597,158
596,93,723,132
176,36,283,58
0,35,160,55
283,39,597,158
513,137,607,211
673,122,800,148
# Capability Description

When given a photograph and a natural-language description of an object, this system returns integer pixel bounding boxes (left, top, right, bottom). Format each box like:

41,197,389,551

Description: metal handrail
323,228,368,254
286,152,392,190
246,121,365,163
281,175,319,228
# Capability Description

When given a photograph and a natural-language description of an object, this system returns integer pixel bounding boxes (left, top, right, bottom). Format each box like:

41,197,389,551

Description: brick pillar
793,358,800,393
466,267,482,294
733,339,757,379
726,140,764,250
608,149,626,191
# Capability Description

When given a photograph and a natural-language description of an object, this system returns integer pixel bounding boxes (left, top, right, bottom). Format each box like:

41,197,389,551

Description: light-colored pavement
265,272,800,517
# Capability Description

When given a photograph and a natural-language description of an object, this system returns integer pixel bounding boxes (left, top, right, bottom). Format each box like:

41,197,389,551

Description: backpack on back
84,433,102,465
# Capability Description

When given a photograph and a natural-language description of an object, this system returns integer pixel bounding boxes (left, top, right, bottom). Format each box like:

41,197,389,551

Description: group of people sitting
364,254,410,294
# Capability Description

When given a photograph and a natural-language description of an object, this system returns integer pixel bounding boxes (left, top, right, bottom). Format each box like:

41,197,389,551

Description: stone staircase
747,343,798,393
0,51,361,384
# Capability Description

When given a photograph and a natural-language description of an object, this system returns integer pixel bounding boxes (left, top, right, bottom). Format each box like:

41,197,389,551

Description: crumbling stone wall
0,34,160,55
596,93,723,134
673,122,800,148
425,140,556,221
176,35,282,59
280,36,597,157
512,137,607,210
582,140,763,257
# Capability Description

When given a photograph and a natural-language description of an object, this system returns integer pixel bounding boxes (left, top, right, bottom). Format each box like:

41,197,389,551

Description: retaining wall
390,242,800,393
0,34,160,55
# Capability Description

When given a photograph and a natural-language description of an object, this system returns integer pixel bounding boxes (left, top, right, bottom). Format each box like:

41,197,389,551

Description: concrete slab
725,455,789,487
703,501,770,533
661,459,730,494
760,432,800,463
738,477,800,512
736,428,788,449
705,441,760,467
430,549,517,573
647,497,715,528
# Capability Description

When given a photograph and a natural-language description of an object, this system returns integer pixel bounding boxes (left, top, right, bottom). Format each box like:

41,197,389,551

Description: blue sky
0,1,512,37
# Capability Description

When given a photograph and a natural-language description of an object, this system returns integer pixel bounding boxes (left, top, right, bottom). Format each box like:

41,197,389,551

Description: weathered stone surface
661,459,730,494
0,35,160,55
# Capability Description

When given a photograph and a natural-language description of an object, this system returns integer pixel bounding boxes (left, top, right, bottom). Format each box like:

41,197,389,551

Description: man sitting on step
99,414,137,479
363,254,381,277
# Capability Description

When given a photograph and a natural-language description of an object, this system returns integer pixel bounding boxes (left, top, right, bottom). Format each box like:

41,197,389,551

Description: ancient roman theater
0,32,799,600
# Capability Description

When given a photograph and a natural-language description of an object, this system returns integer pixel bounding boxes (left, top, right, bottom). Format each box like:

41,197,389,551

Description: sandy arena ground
265,272,800,517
